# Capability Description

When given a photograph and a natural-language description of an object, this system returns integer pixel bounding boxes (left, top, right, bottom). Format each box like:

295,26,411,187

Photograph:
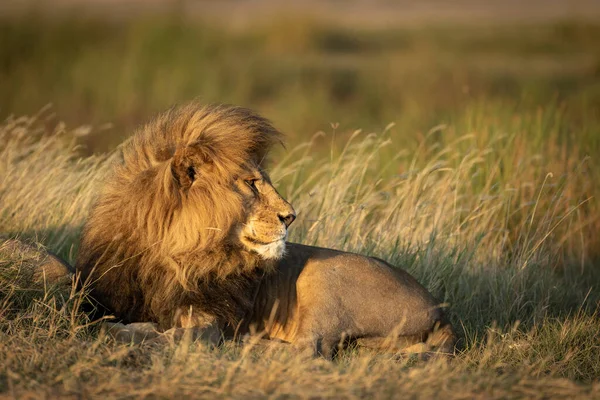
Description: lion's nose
278,212,296,228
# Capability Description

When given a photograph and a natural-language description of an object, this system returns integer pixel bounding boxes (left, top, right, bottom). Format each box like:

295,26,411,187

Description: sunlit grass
0,107,598,397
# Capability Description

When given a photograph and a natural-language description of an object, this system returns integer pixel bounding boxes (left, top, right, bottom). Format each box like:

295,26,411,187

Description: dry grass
1,109,599,398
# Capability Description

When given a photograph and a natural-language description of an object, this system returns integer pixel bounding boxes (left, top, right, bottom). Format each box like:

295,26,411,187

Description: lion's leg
292,333,342,359
292,312,347,359
424,321,457,356
169,306,223,346
291,289,350,359
100,310,224,347
355,321,456,358
101,321,161,344
354,334,426,353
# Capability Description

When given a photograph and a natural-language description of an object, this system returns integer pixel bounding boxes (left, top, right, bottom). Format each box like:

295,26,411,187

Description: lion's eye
245,179,258,191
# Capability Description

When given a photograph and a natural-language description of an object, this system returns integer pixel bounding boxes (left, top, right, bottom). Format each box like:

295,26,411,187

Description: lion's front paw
101,321,161,344
162,325,222,347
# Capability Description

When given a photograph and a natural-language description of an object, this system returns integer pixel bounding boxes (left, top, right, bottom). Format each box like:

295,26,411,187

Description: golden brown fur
246,244,456,358
77,102,456,358
76,103,294,330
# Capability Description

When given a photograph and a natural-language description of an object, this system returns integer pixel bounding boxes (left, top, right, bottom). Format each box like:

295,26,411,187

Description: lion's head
166,106,296,262
232,172,296,260
76,103,295,327
170,150,296,261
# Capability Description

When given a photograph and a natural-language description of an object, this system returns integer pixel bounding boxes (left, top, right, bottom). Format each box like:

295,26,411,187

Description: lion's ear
171,144,214,190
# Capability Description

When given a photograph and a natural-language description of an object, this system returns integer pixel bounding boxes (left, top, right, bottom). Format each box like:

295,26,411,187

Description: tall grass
0,108,107,260
1,106,598,397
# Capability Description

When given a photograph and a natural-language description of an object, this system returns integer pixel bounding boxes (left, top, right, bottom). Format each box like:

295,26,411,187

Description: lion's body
76,103,456,357
244,243,454,356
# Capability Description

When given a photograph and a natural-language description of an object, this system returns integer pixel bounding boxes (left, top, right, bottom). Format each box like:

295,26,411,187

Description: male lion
76,103,456,358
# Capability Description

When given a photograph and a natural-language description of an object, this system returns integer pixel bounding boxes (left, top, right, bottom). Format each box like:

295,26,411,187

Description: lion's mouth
242,235,287,260
244,236,286,246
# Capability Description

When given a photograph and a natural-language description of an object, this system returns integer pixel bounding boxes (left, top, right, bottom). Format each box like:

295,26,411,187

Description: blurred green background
1,1,600,155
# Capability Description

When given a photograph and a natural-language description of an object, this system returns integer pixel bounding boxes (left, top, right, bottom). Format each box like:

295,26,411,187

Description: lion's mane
76,103,282,329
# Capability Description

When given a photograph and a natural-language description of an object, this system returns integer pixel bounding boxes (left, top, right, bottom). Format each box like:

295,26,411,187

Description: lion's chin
250,239,286,260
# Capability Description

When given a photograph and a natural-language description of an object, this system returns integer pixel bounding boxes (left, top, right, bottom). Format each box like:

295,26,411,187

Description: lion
76,103,456,358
